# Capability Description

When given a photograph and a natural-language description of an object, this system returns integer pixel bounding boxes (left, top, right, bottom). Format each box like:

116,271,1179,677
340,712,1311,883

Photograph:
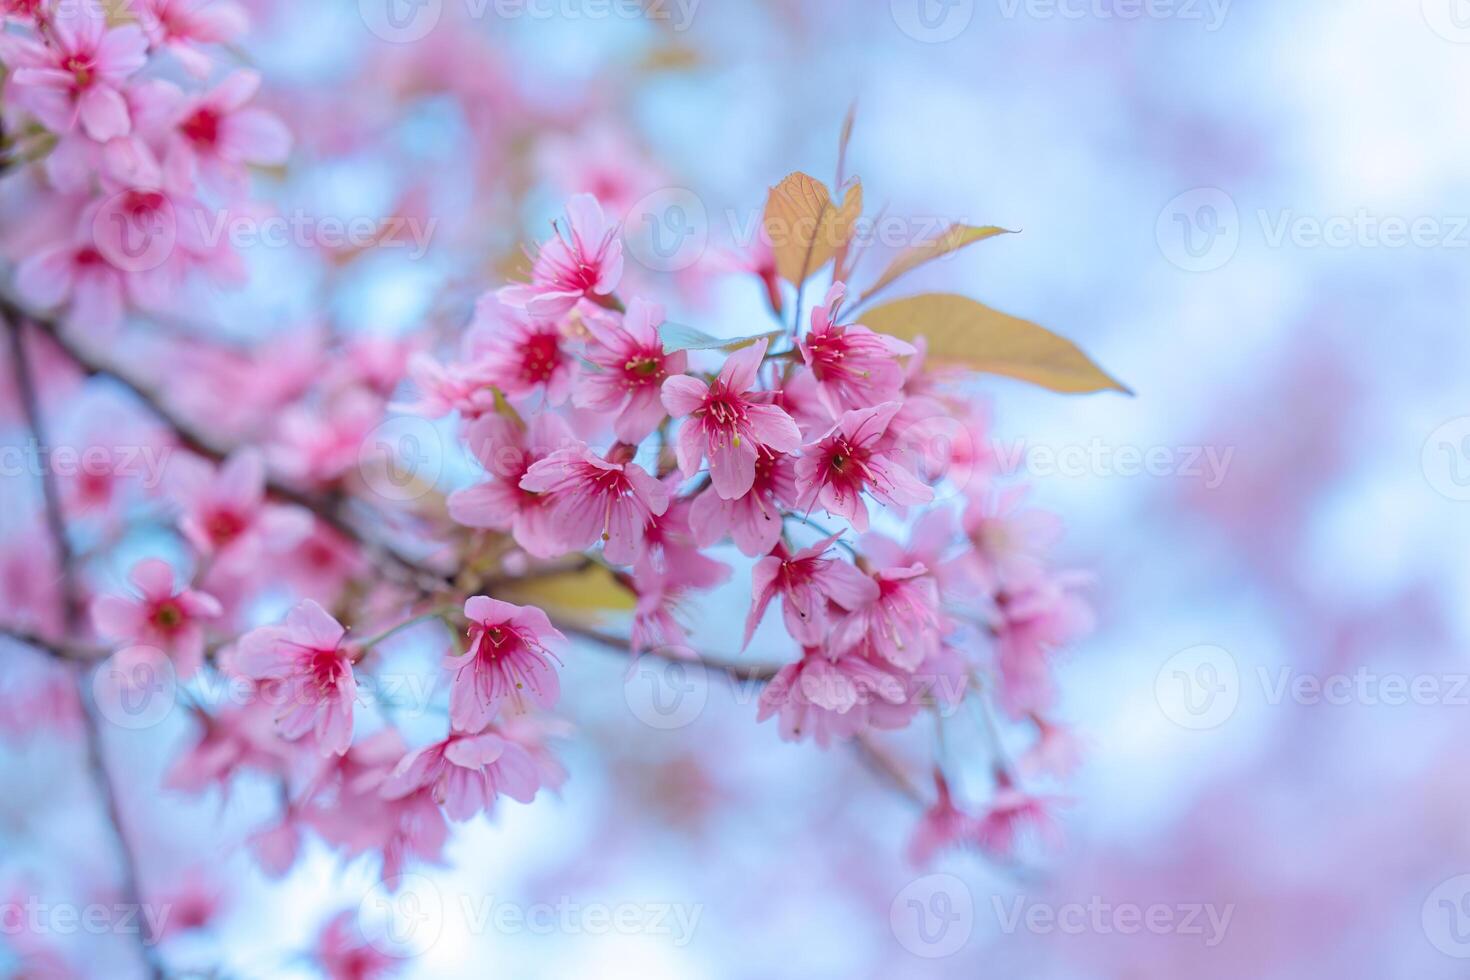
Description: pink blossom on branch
497,193,624,317
743,533,877,648
381,728,543,821
448,596,567,732
575,298,686,442
234,600,358,756
661,337,803,499
3,3,148,141
518,442,669,564
90,557,221,679
794,400,934,531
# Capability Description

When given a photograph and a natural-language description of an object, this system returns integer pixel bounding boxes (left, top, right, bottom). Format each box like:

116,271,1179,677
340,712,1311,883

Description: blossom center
182,107,222,148
151,599,185,632
520,331,561,384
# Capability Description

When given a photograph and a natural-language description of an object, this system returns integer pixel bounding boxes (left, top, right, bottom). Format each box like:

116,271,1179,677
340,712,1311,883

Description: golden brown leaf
859,225,1016,304
862,293,1130,395
762,172,863,285
499,563,636,620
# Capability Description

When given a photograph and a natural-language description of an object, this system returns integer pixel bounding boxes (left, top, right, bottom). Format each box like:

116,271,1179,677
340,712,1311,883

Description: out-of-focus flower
90,558,221,679
235,600,357,756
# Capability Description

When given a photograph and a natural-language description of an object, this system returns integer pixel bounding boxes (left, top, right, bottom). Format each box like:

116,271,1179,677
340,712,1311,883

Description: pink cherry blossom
498,193,623,317
235,600,357,756
314,910,403,980
165,700,292,795
988,569,1094,717
4,3,148,141
15,211,136,335
574,298,686,442
794,400,933,531
519,443,669,564
907,772,979,866
90,558,221,679
448,596,567,731
169,449,312,569
743,533,877,648
465,295,577,406
800,282,915,415
964,485,1065,589
972,782,1066,858
687,446,797,557
448,411,573,558
166,69,291,197
832,562,943,672
661,337,802,499
756,645,910,748
136,0,249,77
381,728,542,821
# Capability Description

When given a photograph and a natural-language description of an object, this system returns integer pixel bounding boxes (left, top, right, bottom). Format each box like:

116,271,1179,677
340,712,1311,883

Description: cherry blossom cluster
404,190,1098,863
0,7,1113,969
2,0,288,334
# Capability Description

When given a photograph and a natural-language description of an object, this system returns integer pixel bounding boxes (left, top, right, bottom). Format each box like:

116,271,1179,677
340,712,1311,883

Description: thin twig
3,312,166,979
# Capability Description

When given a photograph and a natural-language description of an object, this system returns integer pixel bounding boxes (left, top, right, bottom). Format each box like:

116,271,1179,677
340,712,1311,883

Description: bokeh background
4,0,1470,976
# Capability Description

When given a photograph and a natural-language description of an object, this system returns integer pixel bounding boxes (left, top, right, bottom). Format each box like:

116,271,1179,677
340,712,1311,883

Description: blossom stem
354,607,458,651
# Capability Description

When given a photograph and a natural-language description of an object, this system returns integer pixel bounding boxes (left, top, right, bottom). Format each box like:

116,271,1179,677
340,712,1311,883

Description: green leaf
659,322,783,355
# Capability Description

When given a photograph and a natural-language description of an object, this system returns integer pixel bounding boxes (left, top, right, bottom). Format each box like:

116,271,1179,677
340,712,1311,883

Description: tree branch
3,311,166,980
